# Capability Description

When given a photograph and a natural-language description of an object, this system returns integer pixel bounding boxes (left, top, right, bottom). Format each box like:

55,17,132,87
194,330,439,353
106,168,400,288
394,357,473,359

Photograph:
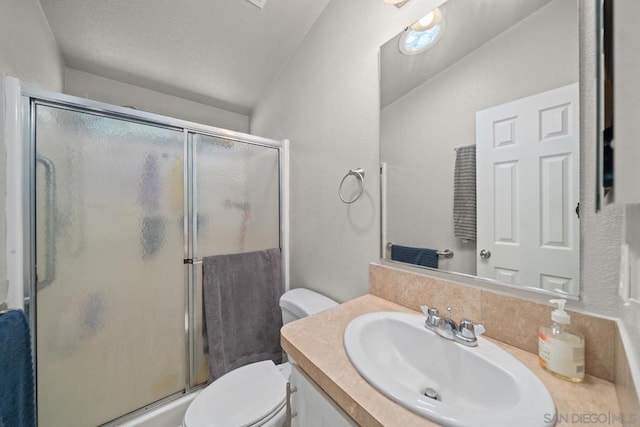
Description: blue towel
0,310,35,427
391,244,439,269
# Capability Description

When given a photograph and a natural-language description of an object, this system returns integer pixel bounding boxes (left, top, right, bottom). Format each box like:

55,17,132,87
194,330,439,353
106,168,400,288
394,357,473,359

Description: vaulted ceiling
39,0,330,114
380,0,555,108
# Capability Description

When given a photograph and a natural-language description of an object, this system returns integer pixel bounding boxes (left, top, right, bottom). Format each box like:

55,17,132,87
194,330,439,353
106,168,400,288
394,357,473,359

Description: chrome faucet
420,305,485,347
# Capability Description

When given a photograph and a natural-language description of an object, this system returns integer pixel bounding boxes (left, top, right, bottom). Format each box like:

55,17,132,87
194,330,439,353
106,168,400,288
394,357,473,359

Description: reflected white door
476,83,579,295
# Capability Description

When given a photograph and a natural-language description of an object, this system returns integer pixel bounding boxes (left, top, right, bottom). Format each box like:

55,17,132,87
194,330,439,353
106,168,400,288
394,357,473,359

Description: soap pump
538,299,585,382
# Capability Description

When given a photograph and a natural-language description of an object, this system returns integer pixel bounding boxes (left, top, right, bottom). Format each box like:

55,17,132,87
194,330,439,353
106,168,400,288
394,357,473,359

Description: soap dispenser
538,299,585,382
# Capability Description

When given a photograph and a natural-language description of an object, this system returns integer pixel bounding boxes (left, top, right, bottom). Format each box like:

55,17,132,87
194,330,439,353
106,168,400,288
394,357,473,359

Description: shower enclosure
8,81,288,427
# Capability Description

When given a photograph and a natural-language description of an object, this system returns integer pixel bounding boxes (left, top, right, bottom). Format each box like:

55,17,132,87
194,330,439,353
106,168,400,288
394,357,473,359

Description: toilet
183,288,338,427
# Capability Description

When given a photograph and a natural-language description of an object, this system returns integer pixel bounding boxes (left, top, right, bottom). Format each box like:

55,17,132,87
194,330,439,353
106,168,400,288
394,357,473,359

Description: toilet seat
183,360,287,427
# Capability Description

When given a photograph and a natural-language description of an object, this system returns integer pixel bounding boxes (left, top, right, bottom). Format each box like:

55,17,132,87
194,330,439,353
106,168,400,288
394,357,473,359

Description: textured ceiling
39,0,330,114
380,0,555,108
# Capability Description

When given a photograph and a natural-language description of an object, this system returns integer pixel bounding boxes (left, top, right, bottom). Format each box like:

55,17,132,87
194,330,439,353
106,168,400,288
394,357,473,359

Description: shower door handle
36,155,57,290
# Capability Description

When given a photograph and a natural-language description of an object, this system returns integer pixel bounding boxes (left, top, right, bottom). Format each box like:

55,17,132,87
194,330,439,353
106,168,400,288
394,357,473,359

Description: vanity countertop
281,294,621,427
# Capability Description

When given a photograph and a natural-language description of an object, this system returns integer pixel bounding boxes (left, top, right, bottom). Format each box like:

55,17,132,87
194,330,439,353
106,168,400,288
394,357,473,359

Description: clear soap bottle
538,299,585,382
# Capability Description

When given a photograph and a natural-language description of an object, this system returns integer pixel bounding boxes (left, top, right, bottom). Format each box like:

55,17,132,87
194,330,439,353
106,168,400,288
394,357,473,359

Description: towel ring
339,168,365,204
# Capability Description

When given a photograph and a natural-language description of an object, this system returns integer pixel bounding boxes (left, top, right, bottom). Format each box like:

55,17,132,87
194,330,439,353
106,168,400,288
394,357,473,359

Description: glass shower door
34,105,187,427
190,134,281,385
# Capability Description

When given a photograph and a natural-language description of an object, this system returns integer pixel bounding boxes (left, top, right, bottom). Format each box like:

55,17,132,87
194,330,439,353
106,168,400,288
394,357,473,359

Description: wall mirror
596,0,613,209
380,0,581,297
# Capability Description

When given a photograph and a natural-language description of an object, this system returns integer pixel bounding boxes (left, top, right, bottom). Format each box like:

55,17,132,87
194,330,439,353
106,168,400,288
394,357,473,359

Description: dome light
384,0,410,8
399,10,445,56
411,8,442,32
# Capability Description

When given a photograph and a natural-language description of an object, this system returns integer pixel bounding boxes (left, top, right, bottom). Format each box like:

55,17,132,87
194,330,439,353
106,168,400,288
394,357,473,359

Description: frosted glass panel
195,135,280,256
35,105,186,427
192,134,280,385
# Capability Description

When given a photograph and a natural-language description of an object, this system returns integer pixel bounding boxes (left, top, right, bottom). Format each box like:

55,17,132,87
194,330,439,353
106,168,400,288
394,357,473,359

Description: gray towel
203,248,283,381
453,145,477,241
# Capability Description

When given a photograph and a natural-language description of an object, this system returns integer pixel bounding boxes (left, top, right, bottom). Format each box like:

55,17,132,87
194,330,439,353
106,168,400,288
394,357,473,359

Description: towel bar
437,249,454,258
385,242,454,259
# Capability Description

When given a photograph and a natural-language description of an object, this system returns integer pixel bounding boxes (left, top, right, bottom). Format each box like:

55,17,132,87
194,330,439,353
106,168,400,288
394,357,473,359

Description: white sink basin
344,311,555,427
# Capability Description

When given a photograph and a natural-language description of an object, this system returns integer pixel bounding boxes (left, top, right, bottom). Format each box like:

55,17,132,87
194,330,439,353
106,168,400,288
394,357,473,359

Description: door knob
479,249,491,259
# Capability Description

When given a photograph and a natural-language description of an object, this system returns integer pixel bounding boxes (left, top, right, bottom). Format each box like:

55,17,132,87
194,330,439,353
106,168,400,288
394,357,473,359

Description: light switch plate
246,0,267,9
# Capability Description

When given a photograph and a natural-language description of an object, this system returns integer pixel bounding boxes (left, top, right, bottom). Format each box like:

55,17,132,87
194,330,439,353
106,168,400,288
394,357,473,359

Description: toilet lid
184,360,287,427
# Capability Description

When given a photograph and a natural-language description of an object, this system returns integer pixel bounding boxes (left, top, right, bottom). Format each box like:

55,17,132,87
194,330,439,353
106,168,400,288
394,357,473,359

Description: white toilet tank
279,288,338,325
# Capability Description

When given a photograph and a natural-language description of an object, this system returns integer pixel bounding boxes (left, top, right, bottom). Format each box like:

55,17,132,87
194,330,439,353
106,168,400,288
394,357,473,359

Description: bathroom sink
343,311,555,427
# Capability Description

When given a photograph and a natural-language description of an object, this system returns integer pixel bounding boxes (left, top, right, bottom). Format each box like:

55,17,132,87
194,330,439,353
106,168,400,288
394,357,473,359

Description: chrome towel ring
339,168,365,204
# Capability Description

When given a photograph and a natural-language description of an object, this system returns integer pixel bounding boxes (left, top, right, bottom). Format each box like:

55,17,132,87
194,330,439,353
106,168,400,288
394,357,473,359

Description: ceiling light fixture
410,8,442,32
399,8,445,55
384,0,410,8
246,0,267,9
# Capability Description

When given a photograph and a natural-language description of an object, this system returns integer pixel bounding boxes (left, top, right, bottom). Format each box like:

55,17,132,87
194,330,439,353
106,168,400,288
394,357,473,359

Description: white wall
381,0,577,277
64,68,249,133
250,0,444,303
622,206,640,366
252,0,623,315
1,0,65,305
578,1,623,316
0,0,64,90
616,0,640,405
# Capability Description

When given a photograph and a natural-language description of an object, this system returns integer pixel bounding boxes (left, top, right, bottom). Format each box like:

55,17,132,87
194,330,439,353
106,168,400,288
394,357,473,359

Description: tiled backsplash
369,263,616,381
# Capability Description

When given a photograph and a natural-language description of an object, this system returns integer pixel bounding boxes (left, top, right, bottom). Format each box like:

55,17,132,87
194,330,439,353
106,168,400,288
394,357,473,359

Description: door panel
35,105,186,427
493,161,518,244
476,83,579,294
540,154,571,248
190,134,280,386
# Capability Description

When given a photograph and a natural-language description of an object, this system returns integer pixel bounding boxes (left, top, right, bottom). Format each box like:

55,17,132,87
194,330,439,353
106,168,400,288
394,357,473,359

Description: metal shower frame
4,78,290,426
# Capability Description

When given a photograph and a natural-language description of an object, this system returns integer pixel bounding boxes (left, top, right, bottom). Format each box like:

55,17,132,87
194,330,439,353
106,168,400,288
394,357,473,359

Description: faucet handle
427,314,443,331
458,320,486,339
420,305,438,316
420,305,440,331
453,320,483,346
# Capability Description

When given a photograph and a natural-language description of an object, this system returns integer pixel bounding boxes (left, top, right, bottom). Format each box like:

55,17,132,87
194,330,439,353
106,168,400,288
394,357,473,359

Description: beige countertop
281,294,621,427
